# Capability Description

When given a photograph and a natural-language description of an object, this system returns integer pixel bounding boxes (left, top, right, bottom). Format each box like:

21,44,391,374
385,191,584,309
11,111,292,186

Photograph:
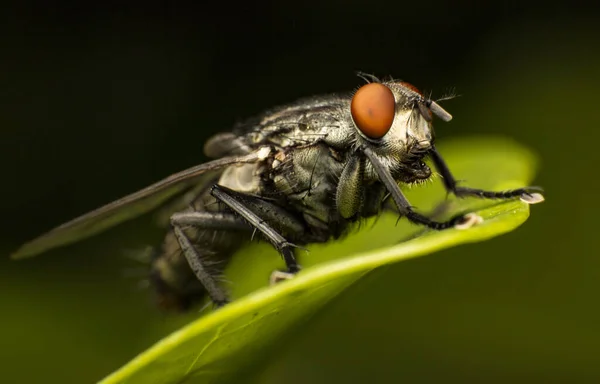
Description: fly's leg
430,145,545,204
171,211,250,230
362,146,481,230
210,185,304,277
171,211,250,307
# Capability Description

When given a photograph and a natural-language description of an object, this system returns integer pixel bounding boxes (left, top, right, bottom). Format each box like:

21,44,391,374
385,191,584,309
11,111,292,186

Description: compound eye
351,83,395,139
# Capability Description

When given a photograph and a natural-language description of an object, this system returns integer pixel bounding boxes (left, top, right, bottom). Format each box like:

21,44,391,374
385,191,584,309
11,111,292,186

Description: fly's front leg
362,146,481,230
171,211,250,307
210,185,305,282
430,145,545,204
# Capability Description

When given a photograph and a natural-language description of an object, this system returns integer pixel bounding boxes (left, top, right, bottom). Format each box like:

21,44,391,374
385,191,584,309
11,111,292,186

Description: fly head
344,80,453,185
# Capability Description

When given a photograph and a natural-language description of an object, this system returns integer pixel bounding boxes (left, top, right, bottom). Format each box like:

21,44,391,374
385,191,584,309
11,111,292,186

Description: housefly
11,76,544,310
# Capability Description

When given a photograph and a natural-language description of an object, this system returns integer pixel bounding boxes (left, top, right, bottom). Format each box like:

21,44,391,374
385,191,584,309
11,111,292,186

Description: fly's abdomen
150,225,247,311
150,190,248,311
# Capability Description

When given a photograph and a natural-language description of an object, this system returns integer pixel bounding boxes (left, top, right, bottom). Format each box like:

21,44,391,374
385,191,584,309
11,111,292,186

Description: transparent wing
11,149,269,259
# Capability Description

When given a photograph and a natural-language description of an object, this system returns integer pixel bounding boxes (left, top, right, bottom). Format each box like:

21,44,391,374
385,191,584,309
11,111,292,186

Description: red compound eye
351,83,395,139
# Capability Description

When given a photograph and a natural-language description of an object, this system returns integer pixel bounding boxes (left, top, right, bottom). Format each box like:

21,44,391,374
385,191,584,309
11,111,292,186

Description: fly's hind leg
171,211,250,307
210,185,307,284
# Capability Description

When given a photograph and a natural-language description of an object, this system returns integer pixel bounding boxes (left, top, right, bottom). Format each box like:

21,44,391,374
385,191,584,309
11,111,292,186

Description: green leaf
100,136,539,384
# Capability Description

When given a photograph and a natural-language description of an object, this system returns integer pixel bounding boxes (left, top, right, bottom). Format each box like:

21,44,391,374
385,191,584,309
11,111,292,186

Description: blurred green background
1,2,599,383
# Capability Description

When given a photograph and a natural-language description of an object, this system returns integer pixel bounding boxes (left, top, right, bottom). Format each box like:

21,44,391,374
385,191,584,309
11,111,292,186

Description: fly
11,75,544,310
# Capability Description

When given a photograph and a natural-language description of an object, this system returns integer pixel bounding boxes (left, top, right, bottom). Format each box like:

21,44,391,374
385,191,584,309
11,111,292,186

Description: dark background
1,2,599,383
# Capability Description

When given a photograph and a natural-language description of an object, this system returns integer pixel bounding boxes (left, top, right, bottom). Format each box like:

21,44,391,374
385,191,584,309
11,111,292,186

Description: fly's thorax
270,144,344,199
269,144,346,228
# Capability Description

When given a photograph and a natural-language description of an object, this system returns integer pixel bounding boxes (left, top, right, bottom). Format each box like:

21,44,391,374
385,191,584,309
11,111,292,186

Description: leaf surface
100,137,539,384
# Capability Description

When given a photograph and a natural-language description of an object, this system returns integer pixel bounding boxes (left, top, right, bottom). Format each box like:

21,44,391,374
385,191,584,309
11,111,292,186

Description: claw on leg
520,192,545,204
454,213,483,230
270,270,297,285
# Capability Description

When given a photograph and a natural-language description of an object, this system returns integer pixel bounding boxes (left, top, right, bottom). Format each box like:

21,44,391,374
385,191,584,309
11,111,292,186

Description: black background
2,2,599,383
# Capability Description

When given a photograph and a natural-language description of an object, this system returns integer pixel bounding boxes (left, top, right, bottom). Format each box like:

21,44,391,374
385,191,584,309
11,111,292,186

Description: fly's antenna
425,99,453,122
435,87,460,103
